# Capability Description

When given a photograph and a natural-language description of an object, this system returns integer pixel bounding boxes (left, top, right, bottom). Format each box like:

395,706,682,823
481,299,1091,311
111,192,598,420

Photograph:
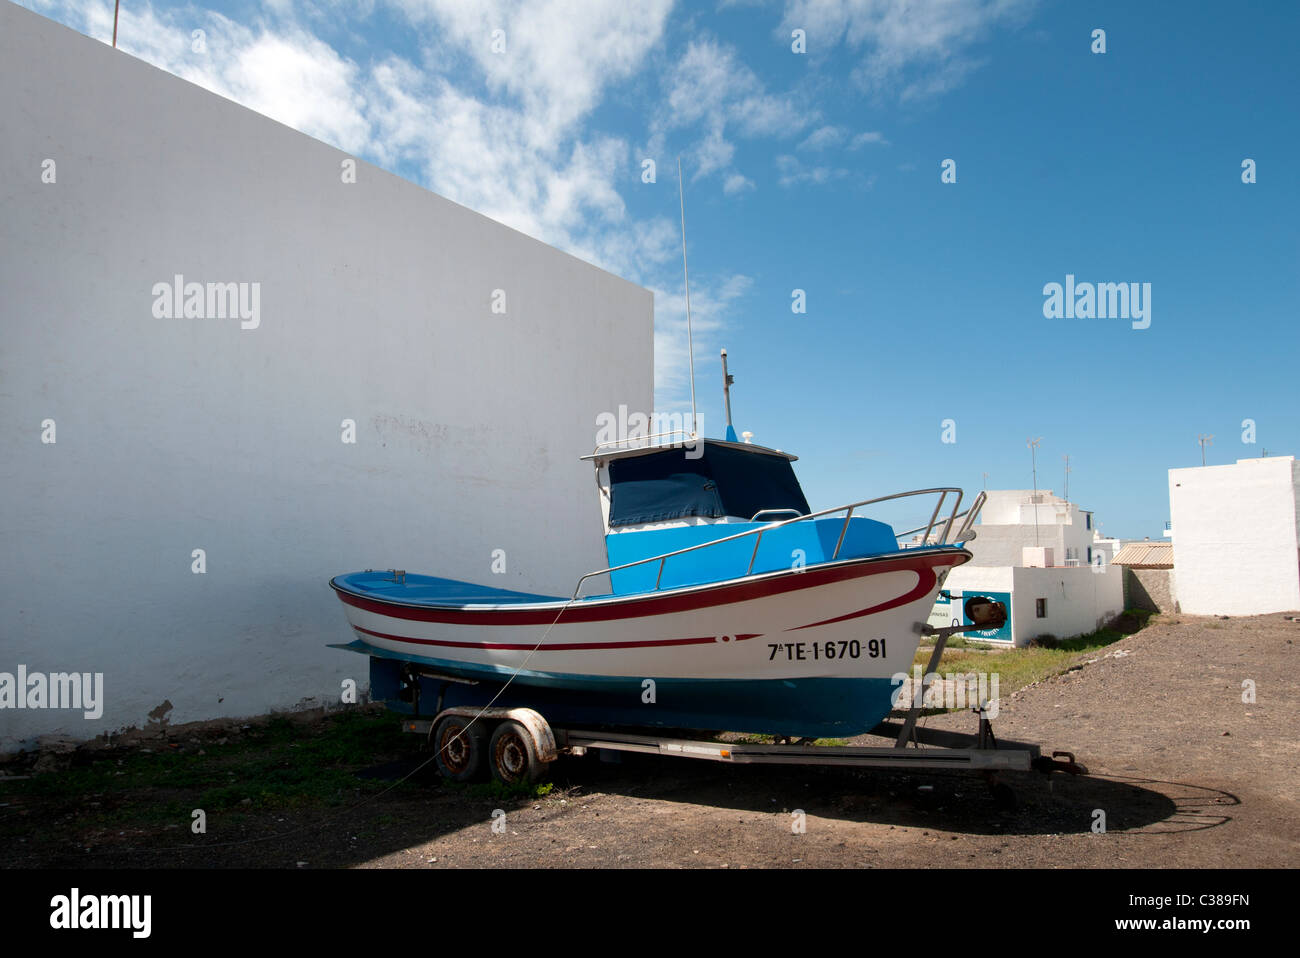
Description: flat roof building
1167,457,1300,615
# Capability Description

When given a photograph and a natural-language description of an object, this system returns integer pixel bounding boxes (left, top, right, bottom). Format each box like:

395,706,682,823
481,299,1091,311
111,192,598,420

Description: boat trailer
391,596,1085,810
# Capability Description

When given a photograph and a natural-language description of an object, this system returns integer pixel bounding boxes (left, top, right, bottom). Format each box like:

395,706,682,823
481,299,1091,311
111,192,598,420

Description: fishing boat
330,418,985,738
329,162,986,742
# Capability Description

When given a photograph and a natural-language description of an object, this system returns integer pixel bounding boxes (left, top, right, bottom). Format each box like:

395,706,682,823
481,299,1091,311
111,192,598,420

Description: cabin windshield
607,442,810,527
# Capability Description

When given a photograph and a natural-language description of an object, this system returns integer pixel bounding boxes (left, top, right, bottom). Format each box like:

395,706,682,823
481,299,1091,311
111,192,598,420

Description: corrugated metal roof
1112,542,1174,568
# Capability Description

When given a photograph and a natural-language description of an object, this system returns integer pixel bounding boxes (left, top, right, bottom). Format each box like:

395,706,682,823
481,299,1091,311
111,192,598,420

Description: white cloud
781,0,1036,100
850,130,888,147
657,36,810,186
389,0,673,145
775,153,850,187
799,124,888,151
723,173,756,194
798,125,845,151
38,1,375,155
652,273,753,400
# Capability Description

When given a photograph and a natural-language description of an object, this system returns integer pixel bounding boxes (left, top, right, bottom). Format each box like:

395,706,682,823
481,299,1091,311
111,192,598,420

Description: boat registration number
767,639,884,661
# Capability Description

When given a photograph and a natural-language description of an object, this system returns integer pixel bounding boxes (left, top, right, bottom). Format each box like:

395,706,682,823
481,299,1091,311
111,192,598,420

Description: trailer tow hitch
1032,750,1088,776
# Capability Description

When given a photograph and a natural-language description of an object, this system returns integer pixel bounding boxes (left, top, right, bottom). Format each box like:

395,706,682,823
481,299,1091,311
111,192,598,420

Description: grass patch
918,635,997,651
913,623,1133,697
453,779,555,802
0,708,413,848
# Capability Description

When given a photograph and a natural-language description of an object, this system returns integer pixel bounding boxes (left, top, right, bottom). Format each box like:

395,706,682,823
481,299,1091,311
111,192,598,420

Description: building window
1086,546,1092,564
1085,513,1092,530
1036,598,1047,618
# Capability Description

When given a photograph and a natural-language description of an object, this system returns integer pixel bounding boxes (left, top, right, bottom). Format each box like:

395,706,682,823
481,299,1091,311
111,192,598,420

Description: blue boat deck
332,571,565,605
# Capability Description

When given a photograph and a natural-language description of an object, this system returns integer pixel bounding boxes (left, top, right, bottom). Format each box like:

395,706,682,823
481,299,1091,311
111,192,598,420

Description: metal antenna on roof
1027,437,1042,546
677,157,698,440
720,348,737,442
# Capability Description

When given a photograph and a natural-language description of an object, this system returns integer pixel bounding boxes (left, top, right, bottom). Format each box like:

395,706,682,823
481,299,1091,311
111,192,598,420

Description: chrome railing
572,487,985,600
588,430,698,456
895,490,987,545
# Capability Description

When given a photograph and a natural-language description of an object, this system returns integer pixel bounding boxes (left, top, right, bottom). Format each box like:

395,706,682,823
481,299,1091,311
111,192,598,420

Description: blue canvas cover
607,442,811,527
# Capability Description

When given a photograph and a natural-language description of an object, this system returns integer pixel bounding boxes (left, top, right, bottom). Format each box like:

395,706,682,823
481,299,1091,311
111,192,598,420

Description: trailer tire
489,720,549,785
432,714,487,782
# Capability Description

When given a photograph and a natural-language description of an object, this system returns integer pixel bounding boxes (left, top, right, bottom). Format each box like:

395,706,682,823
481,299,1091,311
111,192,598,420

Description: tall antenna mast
720,348,736,442
677,157,698,439
1027,437,1043,546
1197,433,1213,466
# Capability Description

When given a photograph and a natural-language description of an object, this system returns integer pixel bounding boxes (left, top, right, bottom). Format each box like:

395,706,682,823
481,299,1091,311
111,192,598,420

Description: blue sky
23,0,1299,539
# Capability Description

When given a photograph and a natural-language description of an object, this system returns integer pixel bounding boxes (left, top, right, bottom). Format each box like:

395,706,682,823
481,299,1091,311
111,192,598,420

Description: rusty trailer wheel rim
441,723,473,775
494,731,527,781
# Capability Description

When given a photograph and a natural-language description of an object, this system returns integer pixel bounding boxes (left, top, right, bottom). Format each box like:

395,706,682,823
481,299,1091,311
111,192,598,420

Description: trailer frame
385,601,1086,801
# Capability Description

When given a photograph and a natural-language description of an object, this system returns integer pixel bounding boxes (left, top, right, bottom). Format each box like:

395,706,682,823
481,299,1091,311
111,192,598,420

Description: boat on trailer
326,170,1087,792
330,429,987,740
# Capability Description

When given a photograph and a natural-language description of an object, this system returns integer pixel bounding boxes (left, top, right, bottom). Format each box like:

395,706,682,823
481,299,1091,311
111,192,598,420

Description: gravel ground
3,612,1297,868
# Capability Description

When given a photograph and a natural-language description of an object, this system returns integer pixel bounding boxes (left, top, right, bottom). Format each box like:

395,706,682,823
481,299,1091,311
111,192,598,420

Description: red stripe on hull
352,626,763,652
332,549,967,626
786,567,938,631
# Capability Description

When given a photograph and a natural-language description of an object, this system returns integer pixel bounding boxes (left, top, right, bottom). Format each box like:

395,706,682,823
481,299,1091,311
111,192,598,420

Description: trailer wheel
489,720,549,785
432,714,487,782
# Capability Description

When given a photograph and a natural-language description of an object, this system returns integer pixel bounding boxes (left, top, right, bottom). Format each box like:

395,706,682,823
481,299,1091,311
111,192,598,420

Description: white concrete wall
970,490,1095,568
1009,566,1123,645
979,490,1034,524
0,5,653,749
1168,457,1300,615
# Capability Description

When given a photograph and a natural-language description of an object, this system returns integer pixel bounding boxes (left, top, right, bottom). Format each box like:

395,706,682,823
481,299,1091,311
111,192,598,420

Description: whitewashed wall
1169,457,1300,615
968,492,1097,569
0,4,653,749
1009,566,1123,645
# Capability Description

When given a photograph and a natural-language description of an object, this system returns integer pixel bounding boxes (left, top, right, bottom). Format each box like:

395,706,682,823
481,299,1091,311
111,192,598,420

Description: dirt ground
2,612,1297,868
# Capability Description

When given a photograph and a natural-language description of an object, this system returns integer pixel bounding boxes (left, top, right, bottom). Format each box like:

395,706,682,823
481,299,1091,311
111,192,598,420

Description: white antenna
1027,437,1042,546
677,157,698,439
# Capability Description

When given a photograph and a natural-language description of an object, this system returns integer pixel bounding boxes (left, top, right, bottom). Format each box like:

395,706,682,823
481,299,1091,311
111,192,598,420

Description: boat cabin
584,439,899,593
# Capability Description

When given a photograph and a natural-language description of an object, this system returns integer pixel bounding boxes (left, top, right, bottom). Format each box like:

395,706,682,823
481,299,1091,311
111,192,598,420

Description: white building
1167,457,1300,615
966,490,1100,567
928,490,1124,646
1090,533,1126,564
0,5,653,749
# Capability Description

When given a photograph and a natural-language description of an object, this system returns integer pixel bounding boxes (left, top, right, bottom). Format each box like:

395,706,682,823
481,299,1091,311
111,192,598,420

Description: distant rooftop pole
1063,454,1071,505
1197,433,1213,466
113,0,120,47
1027,437,1042,546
